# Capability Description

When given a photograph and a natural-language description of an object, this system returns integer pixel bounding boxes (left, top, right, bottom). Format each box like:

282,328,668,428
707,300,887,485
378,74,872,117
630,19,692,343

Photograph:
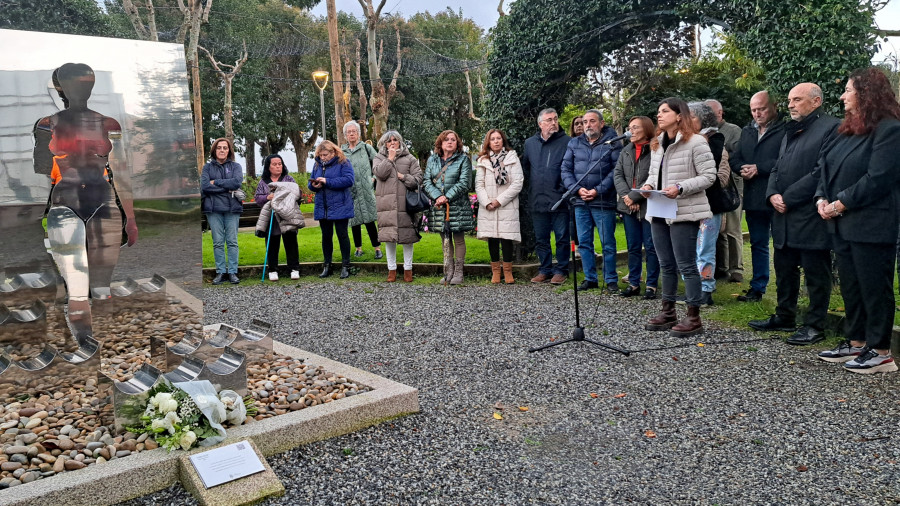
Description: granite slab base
0,342,419,506
178,439,284,506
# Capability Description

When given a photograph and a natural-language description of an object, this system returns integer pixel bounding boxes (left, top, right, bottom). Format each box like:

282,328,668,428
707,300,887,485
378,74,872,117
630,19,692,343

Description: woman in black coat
815,67,900,374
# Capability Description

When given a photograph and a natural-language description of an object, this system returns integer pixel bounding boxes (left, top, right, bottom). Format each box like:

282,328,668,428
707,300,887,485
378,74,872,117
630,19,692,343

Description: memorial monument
0,30,253,431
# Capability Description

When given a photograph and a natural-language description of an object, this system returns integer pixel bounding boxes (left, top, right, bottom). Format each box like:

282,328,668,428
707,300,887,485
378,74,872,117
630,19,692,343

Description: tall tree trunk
354,39,369,142
186,0,211,173
326,0,346,145
289,126,318,174
245,138,257,178
359,0,388,139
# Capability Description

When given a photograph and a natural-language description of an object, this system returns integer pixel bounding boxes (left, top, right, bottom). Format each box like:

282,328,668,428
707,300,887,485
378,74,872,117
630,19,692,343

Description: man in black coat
749,83,839,344
731,91,785,301
521,108,571,285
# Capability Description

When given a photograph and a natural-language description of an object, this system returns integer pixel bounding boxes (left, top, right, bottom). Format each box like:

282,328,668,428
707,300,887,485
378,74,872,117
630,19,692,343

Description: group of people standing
202,66,899,375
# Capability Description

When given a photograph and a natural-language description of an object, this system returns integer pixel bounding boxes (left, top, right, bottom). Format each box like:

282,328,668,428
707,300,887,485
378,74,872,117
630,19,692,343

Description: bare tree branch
498,0,506,17
121,0,151,40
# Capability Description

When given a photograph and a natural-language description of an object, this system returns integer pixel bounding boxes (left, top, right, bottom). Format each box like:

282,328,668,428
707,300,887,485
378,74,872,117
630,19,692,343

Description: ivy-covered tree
487,0,887,143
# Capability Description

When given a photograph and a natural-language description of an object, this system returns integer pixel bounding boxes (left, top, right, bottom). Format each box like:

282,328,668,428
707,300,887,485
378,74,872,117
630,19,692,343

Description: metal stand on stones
528,165,630,356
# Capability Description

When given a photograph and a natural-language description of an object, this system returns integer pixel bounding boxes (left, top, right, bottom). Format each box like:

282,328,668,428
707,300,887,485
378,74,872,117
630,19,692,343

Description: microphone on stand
603,131,632,145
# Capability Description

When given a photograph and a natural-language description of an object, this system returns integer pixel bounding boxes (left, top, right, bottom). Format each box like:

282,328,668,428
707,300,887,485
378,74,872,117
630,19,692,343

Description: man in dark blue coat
749,83,839,345
521,108,571,285
731,91,785,301
561,109,622,292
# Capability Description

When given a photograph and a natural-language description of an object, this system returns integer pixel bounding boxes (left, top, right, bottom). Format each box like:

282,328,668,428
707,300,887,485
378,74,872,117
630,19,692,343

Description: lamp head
312,71,329,90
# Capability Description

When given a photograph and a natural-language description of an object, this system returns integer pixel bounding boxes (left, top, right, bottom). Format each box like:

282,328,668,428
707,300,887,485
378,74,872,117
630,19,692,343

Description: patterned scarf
490,149,508,186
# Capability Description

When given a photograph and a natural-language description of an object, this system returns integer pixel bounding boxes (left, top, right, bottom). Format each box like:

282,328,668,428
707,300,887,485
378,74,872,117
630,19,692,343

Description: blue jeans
621,213,658,288
207,212,240,274
745,209,773,293
532,211,570,276
574,206,618,284
697,214,722,293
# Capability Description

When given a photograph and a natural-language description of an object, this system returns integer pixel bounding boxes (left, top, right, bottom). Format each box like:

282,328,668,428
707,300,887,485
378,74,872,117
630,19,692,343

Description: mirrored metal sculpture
0,30,221,437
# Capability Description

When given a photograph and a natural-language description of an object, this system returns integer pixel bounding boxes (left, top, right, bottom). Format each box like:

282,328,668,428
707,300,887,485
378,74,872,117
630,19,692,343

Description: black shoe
737,288,763,302
228,273,240,284
748,314,796,332
621,285,641,298
212,273,224,285
576,280,599,291
785,325,825,346
700,291,715,306
606,282,620,294
319,263,333,278
374,250,383,260
340,264,351,279
643,287,658,300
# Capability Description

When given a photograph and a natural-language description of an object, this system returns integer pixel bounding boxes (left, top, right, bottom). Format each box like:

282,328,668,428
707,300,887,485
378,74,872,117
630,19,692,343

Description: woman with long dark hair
475,128,524,284
254,154,301,281
815,68,900,373
640,98,717,337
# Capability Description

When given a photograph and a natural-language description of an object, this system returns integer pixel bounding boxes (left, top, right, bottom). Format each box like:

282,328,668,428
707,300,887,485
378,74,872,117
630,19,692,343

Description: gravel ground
122,280,900,505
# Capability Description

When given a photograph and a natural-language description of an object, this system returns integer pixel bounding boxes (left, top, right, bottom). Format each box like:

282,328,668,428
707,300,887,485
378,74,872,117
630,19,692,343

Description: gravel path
122,280,900,505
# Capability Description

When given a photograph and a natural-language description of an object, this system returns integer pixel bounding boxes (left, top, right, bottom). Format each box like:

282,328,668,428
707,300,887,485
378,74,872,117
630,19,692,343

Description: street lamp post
312,71,329,141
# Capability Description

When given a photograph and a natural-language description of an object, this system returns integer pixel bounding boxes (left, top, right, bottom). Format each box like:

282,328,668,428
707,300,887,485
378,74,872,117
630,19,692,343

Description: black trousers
488,238,514,262
773,245,832,329
832,235,896,349
265,230,300,271
352,221,381,248
320,218,351,265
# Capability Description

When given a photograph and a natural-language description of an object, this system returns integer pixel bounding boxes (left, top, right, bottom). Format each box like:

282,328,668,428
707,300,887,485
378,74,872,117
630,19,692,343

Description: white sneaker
268,272,278,281
290,270,300,280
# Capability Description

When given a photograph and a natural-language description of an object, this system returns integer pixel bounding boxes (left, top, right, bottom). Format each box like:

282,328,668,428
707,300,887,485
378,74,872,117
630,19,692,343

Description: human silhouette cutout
33,63,138,342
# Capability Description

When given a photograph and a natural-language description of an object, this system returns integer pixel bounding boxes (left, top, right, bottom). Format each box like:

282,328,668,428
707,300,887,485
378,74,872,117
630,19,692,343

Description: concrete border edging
0,342,419,506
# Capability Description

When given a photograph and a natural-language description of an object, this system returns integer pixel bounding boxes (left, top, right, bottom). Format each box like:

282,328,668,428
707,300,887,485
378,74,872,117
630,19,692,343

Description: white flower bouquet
127,380,257,452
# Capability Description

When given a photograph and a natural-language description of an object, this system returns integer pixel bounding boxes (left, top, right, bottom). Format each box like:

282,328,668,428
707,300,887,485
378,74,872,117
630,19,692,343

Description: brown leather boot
490,262,502,284
502,262,515,284
645,299,677,331
403,269,413,282
670,305,703,337
386,270,397,282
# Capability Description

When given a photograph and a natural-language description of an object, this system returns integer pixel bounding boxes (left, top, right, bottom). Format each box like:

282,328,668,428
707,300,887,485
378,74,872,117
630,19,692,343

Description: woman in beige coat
373,130,424,282
475,129,524,284
640,97,717,337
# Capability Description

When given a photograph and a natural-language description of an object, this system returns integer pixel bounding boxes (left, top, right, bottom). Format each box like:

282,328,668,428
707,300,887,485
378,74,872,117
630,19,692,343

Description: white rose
151,392,172,408
150,418,169,432
158,398,178,414
179,430,197,450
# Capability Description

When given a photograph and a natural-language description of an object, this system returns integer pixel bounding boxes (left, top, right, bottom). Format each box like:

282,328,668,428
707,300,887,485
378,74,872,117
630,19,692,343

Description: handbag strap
431,159,453,187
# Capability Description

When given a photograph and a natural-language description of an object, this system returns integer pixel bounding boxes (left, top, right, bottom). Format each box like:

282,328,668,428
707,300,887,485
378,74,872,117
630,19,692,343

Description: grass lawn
202,219,630,266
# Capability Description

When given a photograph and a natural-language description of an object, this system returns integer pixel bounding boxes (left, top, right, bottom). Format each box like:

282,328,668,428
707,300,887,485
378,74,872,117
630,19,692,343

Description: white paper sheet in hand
646,191,677,219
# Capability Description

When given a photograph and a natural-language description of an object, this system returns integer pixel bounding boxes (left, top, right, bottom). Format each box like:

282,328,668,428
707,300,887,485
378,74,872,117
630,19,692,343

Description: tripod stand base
529,327,631,355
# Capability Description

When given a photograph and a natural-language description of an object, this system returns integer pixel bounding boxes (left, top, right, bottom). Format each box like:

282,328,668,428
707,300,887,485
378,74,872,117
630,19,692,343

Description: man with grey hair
731,91,785,302
748,83,838,345
521,108,571,284
561,109,622,292
707,99,745,282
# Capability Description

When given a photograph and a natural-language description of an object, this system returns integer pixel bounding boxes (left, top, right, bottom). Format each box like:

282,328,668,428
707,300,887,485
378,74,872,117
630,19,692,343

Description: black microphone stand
529,153,631,356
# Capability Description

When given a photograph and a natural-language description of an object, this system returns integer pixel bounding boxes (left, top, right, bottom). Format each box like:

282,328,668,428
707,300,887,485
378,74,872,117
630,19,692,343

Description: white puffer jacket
256,182,305,234
643,132,716,223
475,150,524,241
